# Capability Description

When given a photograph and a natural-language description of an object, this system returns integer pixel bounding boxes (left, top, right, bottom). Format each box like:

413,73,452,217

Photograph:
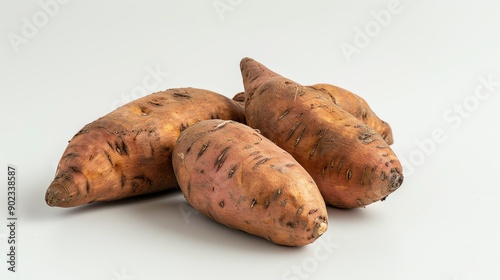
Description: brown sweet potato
235,84,394,145
45,88,245,207
172,119,328,246
308,83,394,145
240,57,403,208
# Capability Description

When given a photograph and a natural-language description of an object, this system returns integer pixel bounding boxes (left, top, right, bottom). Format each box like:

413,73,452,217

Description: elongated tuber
172,119,328,246
45,88,245,207
240,57,403,208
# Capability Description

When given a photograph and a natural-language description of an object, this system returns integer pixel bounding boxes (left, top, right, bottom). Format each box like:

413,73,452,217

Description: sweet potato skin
240,58,403,208
46,88,245,207
308,83,394,145
172,119,328,246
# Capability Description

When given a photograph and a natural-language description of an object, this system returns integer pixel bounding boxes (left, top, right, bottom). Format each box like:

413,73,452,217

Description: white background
1,0,500,279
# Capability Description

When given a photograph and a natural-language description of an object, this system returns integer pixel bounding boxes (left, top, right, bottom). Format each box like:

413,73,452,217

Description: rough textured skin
45,88,245,207
240,57,404,208
172,119,328,246
308,83,394,145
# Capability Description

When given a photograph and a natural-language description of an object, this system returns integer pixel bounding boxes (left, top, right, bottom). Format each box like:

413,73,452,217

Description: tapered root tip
45,183,72,207
389,169,404,192
317,222,327,236
240,57,254,69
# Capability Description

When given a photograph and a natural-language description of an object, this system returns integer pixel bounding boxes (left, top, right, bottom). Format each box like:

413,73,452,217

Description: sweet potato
235,84,394,144
172,119,328,246
45,88,245,207
308,83,394,145
240,57,403,208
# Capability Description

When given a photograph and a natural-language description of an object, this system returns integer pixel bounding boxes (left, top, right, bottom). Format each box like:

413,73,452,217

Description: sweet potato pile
45,57,403,246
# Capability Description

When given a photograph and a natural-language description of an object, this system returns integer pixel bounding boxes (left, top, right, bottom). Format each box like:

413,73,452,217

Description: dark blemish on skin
286,221,298,228
286,122,302,141
330,158,335,173
337,158,344,175
278,108,291,121
121,139,129,155
198,142,209,159
214,147,230,171
380,171,387,181
257,84,270,95
140,106,149,116
180,123,189,132
150,143,155,157
297,205,305,215
173,92,192,99
346,168,352,180
255,158,270,167
104,150,113,166
264,198,270,209
250,198,257,208
64,152,79,159
253,155,263,162
114,141,122,154
133,130,143,141
131,182,139,193
121,173,126,188
295,127,306,147
308,209,318,215
219,200,225,208
69,166,80,173
134,175,145,181
228,166,236,178
309,137,322,158
86,181,91,194
273,189,282,200
148,100,163,106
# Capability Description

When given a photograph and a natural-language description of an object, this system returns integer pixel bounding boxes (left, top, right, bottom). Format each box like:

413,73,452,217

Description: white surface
1,0,500,279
